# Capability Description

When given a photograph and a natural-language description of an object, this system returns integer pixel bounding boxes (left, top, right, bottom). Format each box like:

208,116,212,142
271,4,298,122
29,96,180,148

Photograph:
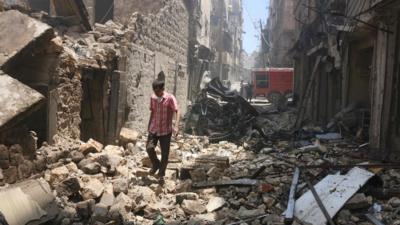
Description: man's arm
173,110,180,136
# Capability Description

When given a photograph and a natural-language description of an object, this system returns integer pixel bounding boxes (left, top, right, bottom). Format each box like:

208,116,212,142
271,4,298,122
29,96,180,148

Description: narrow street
0,0,400,225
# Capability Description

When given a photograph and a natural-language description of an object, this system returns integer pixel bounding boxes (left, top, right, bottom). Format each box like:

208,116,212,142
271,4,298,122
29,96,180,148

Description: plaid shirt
149,92,178,136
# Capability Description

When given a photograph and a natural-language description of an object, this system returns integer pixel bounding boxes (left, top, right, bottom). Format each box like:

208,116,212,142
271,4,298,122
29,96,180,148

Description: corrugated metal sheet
292,167,375,225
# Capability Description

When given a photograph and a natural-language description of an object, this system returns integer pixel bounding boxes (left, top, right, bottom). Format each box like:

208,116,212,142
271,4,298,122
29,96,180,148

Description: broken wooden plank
284,167,300,225
365,214,385,225
291,167,374,225
194,155,230,168
192,179,258,189
295,55,322,130
251,166,267,179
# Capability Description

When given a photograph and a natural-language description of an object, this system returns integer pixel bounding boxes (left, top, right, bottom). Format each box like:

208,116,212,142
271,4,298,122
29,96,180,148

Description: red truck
251,68,294,103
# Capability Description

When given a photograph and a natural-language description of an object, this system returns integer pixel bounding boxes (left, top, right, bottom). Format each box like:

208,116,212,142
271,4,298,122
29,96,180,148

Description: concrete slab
0,10,53,67
0,71,44,129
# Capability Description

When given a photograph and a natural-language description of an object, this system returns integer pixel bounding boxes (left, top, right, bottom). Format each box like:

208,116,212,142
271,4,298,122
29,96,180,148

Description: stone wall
124,0,189,132
54,50,83,141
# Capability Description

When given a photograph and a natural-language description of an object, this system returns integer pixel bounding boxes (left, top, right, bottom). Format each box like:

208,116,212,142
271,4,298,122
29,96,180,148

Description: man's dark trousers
146,132,172,177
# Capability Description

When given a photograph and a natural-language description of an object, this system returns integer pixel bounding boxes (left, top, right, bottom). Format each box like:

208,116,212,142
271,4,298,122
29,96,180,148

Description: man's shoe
149,167,159,175
158,177,165,186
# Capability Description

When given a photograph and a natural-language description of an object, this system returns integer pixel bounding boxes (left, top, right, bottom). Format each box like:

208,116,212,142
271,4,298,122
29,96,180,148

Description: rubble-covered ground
1,110,400,225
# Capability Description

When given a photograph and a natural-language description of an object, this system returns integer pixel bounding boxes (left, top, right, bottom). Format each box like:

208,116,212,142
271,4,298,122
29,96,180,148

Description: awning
0,71,45,130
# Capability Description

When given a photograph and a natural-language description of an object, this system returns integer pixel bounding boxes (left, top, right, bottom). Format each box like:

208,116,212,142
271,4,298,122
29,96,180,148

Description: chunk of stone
176,180,192,194
92,203,109,222
56,177,81,197
345,193,372,209
0,145,10,169
98,35,114,43
81,178,105,200
119,128,139,145
70,150,84,163
237,206,265,219
76,199,95,220
181,200,206,215
9,152,24,166
206,197,226,212
100,183,115,207
108,193,133,220
113,178,129,194
175,192,199,204
3,166,17,183
128,186,156,203
50,166,69,184
189,168,207,182
82,162,101,175
79,139,103,155
389,197,400,208
18,159,34,178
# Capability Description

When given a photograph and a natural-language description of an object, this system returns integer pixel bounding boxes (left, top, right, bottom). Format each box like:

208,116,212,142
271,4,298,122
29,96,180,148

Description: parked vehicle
251,68,294,104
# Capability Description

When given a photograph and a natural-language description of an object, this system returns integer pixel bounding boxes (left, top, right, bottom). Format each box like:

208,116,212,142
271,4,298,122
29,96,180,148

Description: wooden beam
295,55,322,130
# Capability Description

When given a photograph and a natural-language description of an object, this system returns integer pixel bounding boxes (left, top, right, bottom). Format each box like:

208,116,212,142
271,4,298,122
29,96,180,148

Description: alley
0,0,400,225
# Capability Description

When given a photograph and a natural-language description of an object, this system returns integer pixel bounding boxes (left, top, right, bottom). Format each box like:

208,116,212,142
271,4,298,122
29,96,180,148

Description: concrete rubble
0,123,397,225
0,2,399,225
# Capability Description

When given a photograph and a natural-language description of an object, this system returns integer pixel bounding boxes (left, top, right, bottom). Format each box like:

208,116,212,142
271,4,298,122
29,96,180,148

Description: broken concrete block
128,186,156,203
181,200,206,215
76,199,95,220
18,160,34,178
389,197,400,208
81,178,105,200
0,145,9,169
119,128,139,145
92,203,109,222
345,193,372,210
206,197,226,212
175,192,199,204
50,166,70,185
3,166,17,183
56,177,81,197
237,206,265,219
79,139,103,155
112,178,129,194
100,184,115,207
189,168,207,182
70,150,84,163
9,152,24,166
0,10,54,67
108,193,133,220
81,162,101,175
98,35,115,43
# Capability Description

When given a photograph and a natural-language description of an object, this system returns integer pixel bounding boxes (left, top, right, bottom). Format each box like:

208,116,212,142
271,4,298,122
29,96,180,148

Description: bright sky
242,0,269,54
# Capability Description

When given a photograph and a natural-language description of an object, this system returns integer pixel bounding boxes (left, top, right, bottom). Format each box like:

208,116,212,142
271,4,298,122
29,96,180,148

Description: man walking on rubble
146,75,180,185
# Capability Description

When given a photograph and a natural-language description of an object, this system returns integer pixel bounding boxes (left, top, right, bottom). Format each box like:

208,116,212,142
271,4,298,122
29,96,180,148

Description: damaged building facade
266,0,296,67
0,0,217,184
293,0,400,156
210,0,245,81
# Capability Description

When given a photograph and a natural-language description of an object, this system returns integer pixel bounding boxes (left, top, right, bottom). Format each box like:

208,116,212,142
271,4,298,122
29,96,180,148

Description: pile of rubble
0,125,398,225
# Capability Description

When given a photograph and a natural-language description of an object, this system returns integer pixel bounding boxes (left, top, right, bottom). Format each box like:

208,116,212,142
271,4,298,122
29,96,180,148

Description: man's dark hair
152,79,165,90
